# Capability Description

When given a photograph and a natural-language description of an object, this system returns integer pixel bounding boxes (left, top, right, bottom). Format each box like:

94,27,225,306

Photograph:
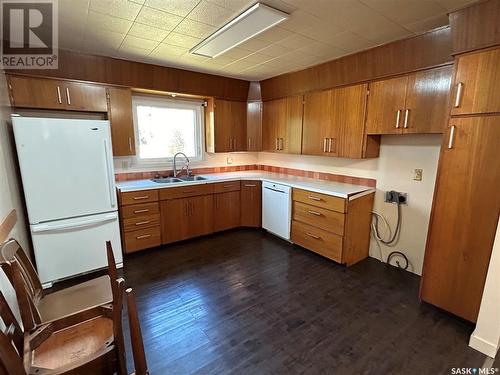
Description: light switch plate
414,169,423,181
227,156,233,164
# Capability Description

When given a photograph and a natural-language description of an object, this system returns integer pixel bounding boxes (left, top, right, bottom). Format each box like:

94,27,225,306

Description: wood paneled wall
7,50,250,101
260,27,453,100
449,0,500,55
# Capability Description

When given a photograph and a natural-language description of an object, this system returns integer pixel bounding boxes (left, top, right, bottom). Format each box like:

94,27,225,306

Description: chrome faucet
173,152,191,177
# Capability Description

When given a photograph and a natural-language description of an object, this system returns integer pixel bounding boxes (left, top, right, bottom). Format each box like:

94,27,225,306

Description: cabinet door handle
328,138,333,153
275,138,279,150
395,109,401,129
403,109,410,129
56,86,62,104
65,87,71,105
128,137,133,152
136,234,151,240
448,125,456,149
244,184,256,187
133,209,149,214
323,138,327,152
307,196,321,201
454,82,464,108
308,210,321,216
135,221,150,226
133,196,149,200
306,232,320,240
279,138,284,150
248,137,251,150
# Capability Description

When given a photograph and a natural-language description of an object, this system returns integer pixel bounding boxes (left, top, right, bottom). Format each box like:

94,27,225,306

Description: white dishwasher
262,181,292,240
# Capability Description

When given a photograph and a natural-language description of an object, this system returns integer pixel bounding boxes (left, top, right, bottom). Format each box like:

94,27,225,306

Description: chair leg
106,241,118,284
113,279,127,375
126,288,148,375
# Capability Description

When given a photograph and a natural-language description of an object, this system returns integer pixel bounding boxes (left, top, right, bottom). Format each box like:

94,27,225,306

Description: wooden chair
0,209,118,331
0,260,148,374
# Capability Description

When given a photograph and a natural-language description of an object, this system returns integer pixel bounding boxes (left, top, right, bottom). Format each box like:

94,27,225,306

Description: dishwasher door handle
264,186,287,194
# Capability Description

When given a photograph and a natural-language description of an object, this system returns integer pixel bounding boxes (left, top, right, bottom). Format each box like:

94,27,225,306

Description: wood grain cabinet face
302,89,335,156
7,75,66,110
214,191,241,232
212,99,247,152
246,102,262,151
420,116,500,322
107,87,136,156
62,81,107,112
451,48,500,115
240,180,262,227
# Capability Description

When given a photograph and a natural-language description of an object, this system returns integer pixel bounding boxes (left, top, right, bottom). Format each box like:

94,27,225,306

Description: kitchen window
132,95,204,164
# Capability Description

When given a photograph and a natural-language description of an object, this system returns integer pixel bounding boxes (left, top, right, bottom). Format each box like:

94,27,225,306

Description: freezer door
30,212,123,287
12,117,117,224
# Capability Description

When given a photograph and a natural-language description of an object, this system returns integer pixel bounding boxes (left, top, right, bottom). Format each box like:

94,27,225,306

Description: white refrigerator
12,116,123,288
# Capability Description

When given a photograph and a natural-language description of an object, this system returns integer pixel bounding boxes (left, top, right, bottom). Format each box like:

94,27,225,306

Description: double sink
151,175,207,184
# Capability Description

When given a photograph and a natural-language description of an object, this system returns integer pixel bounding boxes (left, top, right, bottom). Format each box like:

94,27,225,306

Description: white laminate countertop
116,171,375,199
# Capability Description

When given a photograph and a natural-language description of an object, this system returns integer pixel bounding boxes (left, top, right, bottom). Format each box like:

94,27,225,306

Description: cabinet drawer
123,213,160,232
120,190,159,206
213,181,241,193
121,202,159,219
293,188,346,213
291,220,343,263
123,227,161,253
292,201,345,235
159,184,214,200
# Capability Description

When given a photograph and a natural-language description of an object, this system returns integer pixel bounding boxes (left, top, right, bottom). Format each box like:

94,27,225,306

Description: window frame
131,94,205,167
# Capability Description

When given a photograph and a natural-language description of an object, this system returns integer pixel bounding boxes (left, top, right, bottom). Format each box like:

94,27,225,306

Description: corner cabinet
107,87,136,156
365,65,453,135
241,180,262,227
205,98,247,152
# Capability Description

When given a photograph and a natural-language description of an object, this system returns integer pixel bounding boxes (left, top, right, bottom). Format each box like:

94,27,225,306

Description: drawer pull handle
135,221,150,226
182,190,195,194
306,232,321,240
307,196,321,201
133,209,149,214
136,234,151,239
244,184,256,187
308,210,321,216
133,196,149,200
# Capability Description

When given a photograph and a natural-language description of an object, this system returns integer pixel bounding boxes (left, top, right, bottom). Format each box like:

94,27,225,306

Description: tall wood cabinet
246,102,262,151
420,47,500,322
107,87,136,156
206,98,247,152
262,96,303,153
366,66,452,135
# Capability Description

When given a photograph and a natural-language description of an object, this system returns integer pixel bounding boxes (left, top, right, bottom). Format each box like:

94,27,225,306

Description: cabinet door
404,66,452,134
302,90,332,156
231,100,247,151
107,87,136,156
187,195,214,238
241,180,262,227
262,98,284,152
246,102,262,151
214,99,233,152
365,76,408,135
451,48,500,116
62,81,108,112
335,84,367,158
214,191,240,232
282,96,303,154
7,75,66,109
420,116,500,322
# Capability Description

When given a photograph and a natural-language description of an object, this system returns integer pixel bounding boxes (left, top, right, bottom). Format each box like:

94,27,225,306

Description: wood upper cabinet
246,102,262,151
451,48,500,115
262,96,303,153
366,75,408,135
208,99,247,152
213,191,241,232
366,66,452,135
161,195,214,244
240,180,262,227
303,84,371,158
7,75,107,112
107,87,136,156
420,116,500,322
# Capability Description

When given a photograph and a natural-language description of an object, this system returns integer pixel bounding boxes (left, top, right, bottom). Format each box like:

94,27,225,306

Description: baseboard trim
469,332,499,358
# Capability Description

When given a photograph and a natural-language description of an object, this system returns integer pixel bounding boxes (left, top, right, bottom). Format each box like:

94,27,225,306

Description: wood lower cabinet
241,181,262,227
420,116,500,322
291,188,374,266
161,195,214,244
214,191,241,232
451,48,500,115
107,87,135,156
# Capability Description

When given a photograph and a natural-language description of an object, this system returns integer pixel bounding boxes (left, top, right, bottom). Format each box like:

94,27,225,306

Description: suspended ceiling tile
320,31,375,53
151,43,188,58
173,19,216,39
89,0,142,21
86,11,133,34
275,33,315,49
186,1,236,27
145,0,200,17
360,0,447,25
135,6,184,31
127,23,171,42
257,43,292,58
404,13,449,33
121,35,159,50
163,33,202,49
435,0,478,11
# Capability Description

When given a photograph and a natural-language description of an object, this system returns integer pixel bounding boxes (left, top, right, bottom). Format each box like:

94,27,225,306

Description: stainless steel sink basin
150,177,183,183
179,175,207,181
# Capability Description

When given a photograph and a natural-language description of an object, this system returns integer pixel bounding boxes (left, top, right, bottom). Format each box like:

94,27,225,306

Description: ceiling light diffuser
190,3,289,58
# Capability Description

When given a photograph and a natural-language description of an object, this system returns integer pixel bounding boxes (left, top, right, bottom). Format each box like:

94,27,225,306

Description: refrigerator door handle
103,139,116,207
32,214,117,233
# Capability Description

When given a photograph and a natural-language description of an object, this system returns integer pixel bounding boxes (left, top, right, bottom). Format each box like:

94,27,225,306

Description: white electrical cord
371,211,391,242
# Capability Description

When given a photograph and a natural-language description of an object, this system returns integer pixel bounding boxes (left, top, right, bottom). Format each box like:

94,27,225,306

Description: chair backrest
126,288,149,375
0,210,16,245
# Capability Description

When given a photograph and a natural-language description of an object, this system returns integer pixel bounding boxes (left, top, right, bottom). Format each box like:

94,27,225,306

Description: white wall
258,134,442,275
0,70,29,322
470,218,500,358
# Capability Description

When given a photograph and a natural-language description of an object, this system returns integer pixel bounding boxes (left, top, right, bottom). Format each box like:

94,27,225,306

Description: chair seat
32,316,113,369
38,275,113,324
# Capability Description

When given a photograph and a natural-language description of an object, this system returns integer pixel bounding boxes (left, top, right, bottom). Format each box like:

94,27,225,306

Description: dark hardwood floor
114,228,485,375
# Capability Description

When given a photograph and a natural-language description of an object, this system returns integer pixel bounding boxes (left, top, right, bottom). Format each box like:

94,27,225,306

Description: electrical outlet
226,156,233,164
385,190,408,205
414,168,423,181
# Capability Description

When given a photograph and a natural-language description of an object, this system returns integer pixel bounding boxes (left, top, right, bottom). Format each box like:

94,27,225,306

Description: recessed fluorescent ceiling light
190,3,289,58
